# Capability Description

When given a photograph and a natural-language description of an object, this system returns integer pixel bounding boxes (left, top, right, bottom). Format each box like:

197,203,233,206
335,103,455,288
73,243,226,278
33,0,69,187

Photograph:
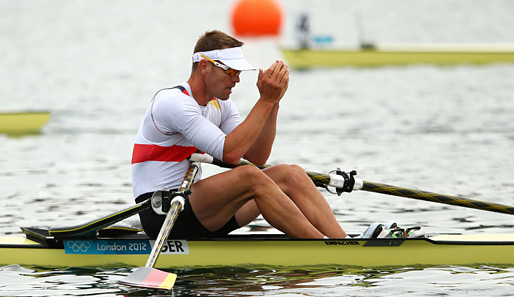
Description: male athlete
131,30,347,239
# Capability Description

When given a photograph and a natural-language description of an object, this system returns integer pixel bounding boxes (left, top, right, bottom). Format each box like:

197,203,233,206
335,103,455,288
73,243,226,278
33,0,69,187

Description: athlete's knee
273,164,307,184
235,165,272,187
288,164,306,175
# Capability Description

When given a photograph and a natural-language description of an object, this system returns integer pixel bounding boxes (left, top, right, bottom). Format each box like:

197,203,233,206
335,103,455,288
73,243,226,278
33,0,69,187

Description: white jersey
131,83,242,198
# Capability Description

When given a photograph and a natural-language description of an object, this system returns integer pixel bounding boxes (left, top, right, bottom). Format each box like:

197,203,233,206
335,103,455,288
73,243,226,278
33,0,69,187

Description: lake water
1,0,514,296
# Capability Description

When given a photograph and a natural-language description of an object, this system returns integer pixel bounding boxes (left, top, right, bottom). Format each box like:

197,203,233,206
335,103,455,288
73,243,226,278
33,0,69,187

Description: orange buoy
231,0,283,36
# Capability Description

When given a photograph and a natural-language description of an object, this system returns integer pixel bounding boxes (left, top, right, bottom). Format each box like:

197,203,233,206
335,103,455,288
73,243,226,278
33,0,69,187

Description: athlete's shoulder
154,86,188,100
153,85,196,108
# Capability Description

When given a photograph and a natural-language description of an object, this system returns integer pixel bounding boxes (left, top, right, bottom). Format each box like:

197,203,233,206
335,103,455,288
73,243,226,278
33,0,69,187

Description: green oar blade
118,267,177,290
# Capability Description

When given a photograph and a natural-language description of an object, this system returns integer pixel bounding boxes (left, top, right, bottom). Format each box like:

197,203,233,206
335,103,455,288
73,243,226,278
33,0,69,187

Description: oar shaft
145,200,183,268
362,181,514,215
144,162,200,268
190,154,361,190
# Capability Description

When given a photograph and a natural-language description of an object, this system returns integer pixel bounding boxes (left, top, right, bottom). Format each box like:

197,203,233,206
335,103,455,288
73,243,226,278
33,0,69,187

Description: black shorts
135,192,241,239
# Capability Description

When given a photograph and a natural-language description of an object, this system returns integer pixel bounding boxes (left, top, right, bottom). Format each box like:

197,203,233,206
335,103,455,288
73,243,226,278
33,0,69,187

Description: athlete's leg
262,164,347,238
188,165,324,238
233,199,260,227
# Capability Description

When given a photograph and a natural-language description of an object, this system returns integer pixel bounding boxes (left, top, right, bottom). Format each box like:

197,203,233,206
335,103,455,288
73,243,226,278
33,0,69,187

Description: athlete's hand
257,60,289,104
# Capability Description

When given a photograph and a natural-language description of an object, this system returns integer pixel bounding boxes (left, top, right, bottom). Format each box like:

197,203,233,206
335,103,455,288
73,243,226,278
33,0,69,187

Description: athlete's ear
198,59,211,75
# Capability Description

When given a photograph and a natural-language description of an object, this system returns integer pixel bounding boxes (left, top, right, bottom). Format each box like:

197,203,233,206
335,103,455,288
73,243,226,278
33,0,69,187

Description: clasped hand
257,60,289,104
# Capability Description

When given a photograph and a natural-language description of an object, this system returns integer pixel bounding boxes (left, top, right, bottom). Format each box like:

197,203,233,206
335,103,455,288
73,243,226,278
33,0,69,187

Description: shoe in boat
360,222,383,238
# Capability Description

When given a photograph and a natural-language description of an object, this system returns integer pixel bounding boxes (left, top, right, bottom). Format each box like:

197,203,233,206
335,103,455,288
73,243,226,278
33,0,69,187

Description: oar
189,153,514,216
118,161,200,290
49,199,151,237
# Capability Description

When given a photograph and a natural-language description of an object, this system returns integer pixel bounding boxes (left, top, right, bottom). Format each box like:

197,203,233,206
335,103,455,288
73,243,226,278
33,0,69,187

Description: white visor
192,47,256,71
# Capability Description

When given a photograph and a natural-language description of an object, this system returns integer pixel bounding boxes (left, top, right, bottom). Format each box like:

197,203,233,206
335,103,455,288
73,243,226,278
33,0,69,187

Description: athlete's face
206,61,241,100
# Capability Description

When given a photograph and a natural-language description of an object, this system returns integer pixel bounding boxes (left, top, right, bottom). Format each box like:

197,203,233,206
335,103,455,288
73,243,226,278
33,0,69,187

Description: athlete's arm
243,103,279,165
223,60,289,165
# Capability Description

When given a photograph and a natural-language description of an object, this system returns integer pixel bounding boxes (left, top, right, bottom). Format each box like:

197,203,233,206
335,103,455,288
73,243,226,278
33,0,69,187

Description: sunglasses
201,54,242,77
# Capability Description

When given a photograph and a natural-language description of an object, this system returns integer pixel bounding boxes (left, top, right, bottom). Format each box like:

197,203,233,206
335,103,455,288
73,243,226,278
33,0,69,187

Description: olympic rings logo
66,240,91,253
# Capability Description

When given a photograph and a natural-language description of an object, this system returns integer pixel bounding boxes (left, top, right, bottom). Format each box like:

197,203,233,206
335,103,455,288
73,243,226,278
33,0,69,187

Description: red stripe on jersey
132,144,198,164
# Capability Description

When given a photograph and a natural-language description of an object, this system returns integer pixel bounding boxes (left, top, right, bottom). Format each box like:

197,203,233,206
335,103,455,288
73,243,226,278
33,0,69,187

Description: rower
130,30,348,240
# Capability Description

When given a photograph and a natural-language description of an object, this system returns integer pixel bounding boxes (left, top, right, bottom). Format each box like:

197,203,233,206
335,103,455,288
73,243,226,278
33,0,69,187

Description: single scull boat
1,227,514,268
